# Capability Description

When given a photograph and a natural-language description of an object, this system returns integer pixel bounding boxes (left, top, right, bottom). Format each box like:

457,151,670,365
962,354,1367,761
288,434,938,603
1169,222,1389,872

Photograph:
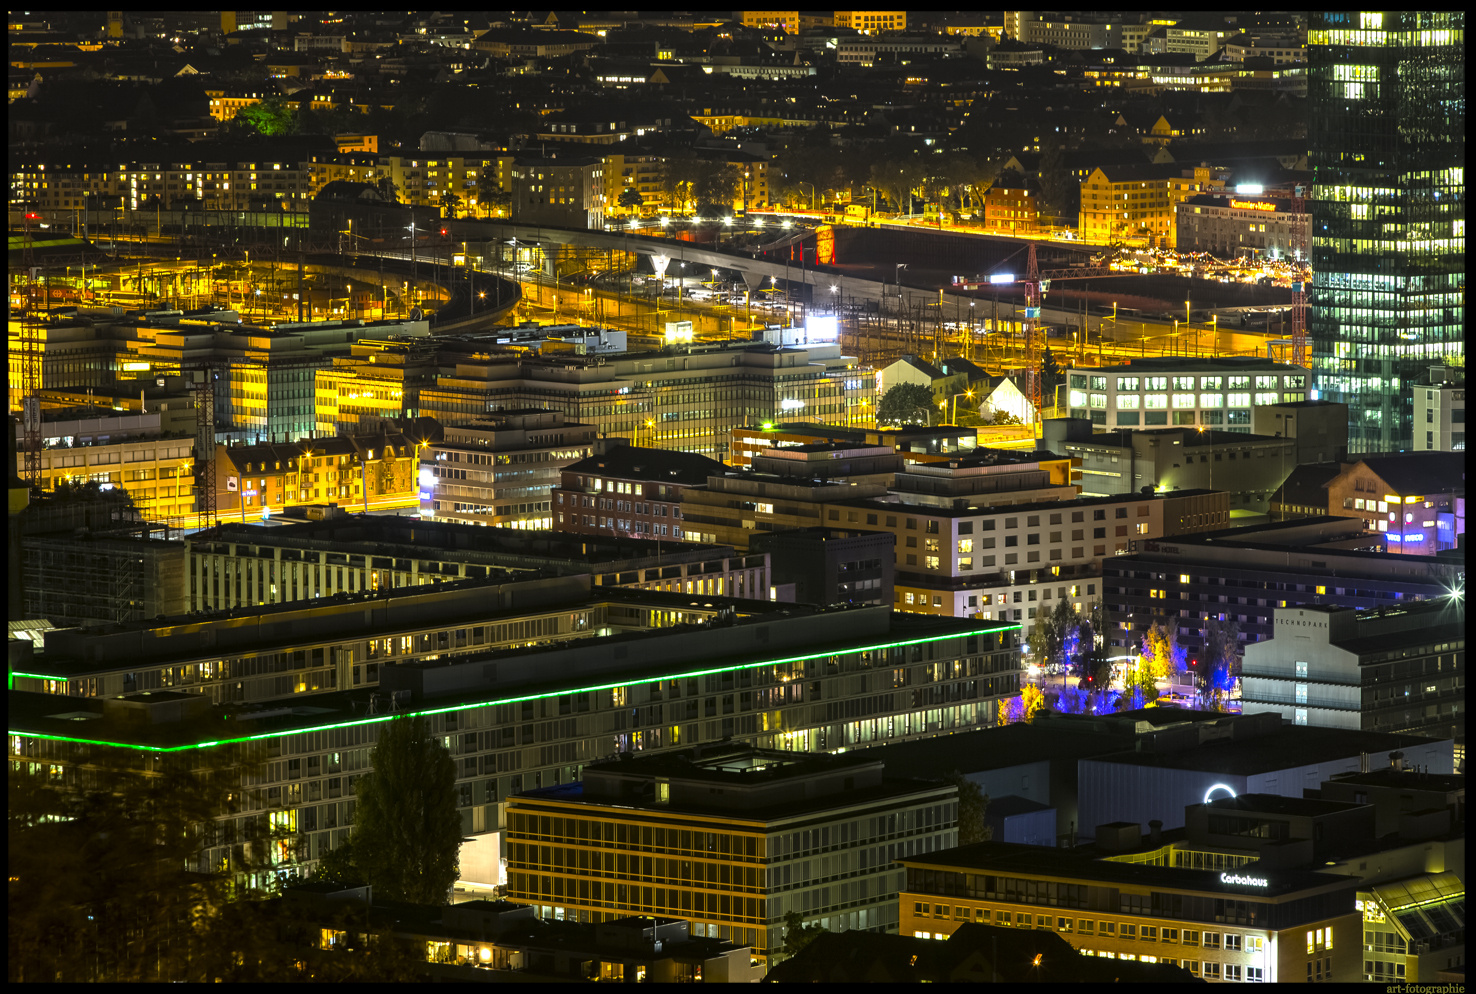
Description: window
1224,934,1242,952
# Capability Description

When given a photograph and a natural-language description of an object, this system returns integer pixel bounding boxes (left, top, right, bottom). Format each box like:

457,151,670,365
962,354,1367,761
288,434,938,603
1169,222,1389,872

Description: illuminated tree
876,382,935,426
997,683,1045,726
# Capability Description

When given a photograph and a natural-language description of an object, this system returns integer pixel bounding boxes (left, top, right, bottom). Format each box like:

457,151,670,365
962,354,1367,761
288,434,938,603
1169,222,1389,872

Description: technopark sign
1220,872,1269,888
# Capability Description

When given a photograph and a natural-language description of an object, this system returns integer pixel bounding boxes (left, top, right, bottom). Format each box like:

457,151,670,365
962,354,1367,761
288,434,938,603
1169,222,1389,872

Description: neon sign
1230,199,1276,212
1220,872,1268,887
1203,783,1237,803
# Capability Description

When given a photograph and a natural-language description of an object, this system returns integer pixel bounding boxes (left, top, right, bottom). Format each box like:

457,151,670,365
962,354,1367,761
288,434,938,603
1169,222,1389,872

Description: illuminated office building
1308,12,1465,453
505,745,958,969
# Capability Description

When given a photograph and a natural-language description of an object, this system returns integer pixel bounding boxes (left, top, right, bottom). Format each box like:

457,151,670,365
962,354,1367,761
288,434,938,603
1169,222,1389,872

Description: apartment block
1078,162,1221,248
553,442,725,540
821,489,1229,635
505,745,956,967
1413,365,1465,453
1321,453,1464,556
1103,517,1464,660
420,409,597,530
212,426,435,518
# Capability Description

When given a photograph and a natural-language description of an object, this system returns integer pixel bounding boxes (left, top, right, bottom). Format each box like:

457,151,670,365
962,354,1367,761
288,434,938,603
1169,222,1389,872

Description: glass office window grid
1308,12,1465,452
1067,369,1308,432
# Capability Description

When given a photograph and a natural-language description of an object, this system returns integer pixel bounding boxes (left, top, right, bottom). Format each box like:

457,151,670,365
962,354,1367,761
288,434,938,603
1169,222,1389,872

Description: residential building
508,154,605,229
875,354,966,410
834,37,961,66
212,426,438,519
1413,365,1466,453
1077,162,1221,248
1249,399,1349,465
1268,462,1341,522
1308,12,1465,453
982,175,1039,234
885,448,1080,510
833,11,908,34
1321,452,1465,555
1064,356,1310,432
822,488,1229,634
1023,14,1123,50
16,408,197,520
420,410,597,530
314,338,438,435
750,528,895,607
184,515,770,613
505,745,958,967
1041,419,1299,512
1102,516,1464,659
6,606,1018,893
552,442,725,541
1241,601,1465,748
898,839,1359,982
1175,192,1309,260
1223,31,1307,64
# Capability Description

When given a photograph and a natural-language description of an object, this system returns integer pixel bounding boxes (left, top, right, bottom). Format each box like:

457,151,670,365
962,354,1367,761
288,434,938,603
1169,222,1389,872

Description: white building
1241,601,1465,746
1413,365,1465,452
1065,357,1309,432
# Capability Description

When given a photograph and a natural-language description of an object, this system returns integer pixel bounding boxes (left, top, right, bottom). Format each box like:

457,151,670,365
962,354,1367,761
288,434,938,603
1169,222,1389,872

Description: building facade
1413,365,1465,452
419,410,596,530
213,428,434,518
1308,12,1465,453
898,840,1359,983
1102,517,1464,658
1175,193,1309,260
553,444,724,541
9,608,1018,895
1065,357,1310,432
1241,601,1465,746
505,746,956,967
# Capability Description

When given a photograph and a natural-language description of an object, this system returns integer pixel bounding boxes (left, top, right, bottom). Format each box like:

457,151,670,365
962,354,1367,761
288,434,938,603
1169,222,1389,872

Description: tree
9,735,275,982
876,382,935,426
616,187,645,212
944,771,993,845
374,177,402,204
476,166,509,217
351,715,462,905
311,837,366,888
1037,597,1078,671
999,682,1047,725
436,191,463,219
229,96,296,137
1041,346,1064,409
1078,639,1114,692
781,910,826,958
1200,615,1242,711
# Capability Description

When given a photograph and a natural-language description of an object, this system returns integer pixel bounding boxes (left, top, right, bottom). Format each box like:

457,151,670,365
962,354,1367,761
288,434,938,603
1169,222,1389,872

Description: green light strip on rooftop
9,625,1021,754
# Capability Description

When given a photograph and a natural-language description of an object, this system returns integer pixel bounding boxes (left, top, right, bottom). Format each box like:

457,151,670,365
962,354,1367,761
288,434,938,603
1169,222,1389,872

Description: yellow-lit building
834,10,908,33
1078,163,1221,247
24,417,196,520
899,841,1360,982
212,427,437,517
506,745,959,971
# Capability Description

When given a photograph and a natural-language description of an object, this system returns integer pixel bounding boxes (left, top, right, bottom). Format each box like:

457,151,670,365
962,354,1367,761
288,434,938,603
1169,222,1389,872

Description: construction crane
950,244,1125,422
1289,184,1308,368
18,210,44,489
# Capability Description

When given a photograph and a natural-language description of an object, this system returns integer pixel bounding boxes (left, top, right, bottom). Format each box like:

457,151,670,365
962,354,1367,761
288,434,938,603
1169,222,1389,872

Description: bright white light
780,398,806,411
1203,783,1237,804
418,468,436,489
1235,184,1264,195
989,273,1015,284
805,315,839,343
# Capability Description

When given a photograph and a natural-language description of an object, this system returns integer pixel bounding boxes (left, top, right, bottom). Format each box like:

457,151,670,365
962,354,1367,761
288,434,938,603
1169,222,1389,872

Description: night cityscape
8,10,1466,983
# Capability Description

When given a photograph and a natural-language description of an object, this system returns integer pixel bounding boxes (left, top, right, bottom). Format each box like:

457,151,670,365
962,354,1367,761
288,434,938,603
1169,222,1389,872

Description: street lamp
949,390,974,424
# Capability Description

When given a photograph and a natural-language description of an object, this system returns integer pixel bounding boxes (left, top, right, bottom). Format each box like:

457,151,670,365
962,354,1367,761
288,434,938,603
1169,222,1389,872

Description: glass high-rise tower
1308,12,1465,453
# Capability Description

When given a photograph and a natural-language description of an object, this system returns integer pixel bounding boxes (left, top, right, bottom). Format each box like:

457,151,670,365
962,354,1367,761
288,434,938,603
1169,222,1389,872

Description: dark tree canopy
351,715,462,905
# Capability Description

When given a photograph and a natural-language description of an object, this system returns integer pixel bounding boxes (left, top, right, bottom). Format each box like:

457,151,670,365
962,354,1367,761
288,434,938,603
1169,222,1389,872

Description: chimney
1148,819,1162,845
1389,751,1405,772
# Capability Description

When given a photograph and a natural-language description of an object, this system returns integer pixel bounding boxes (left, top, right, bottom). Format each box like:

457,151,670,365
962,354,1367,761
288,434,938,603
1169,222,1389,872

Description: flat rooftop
1091,725,1451,776
7,612,1003,749
900,840,1354,899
